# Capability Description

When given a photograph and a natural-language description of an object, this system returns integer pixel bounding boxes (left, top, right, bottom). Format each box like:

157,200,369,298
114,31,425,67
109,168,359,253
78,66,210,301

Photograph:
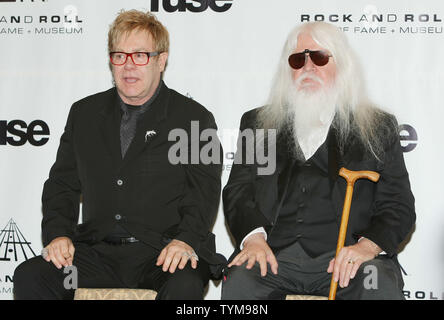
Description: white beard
286,73,339,159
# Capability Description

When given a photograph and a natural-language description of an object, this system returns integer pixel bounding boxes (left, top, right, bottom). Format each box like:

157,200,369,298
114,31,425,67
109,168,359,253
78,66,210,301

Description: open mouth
123,77,139,84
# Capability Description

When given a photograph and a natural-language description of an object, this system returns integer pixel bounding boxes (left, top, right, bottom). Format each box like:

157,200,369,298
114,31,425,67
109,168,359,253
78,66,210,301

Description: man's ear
157,51,169,72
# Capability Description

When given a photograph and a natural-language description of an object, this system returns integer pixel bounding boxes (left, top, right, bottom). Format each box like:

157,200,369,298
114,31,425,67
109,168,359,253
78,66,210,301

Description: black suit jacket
42,83,223,265
223,107,416,258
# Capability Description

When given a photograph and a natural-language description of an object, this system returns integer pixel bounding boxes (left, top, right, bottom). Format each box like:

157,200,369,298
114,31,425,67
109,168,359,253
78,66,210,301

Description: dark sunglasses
288,49,332,69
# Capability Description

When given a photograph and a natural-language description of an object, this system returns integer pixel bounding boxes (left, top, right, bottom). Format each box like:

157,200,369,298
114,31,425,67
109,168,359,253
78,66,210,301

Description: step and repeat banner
0,0,443,300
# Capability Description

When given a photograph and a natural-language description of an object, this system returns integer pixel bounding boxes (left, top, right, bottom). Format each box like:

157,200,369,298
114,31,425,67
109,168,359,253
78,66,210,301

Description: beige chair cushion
74,288,157,300
286,295,328,300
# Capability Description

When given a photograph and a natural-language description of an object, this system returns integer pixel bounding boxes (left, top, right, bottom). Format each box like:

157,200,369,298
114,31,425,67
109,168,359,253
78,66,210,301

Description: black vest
268,140,339,258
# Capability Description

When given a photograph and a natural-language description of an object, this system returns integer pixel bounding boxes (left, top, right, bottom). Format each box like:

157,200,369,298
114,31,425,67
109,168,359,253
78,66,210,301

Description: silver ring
182,252,191,259
190,252,199,261
41,248,49,259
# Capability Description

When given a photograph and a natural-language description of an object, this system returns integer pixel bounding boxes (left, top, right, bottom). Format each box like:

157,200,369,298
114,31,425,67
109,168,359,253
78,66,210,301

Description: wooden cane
328,167,380,300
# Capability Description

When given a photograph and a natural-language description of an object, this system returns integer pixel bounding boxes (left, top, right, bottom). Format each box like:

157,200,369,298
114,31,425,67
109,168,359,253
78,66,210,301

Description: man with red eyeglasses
14,9,225,300
222,22,415,299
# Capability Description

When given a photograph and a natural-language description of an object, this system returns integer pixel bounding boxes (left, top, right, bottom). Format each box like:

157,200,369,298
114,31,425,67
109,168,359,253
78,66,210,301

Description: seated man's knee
14,256,68,300
158,265,208,300
352,257,404,299
14,258,41,288
367,258,402,282
14,257,47,298
221,264,261,299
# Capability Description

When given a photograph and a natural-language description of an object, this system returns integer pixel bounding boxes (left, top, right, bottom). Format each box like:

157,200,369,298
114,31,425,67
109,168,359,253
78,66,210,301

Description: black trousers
222,241,405,300
13,241,210,300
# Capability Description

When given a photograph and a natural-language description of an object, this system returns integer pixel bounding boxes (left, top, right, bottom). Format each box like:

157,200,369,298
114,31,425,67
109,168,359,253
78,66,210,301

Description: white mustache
294,73,324,87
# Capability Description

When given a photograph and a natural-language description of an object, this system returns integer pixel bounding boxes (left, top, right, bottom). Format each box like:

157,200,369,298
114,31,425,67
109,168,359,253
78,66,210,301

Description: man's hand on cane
327,238,381,288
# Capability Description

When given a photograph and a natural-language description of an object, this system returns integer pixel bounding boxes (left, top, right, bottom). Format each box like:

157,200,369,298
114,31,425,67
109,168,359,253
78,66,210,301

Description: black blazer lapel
255,129,294,224
98,89,123,168
327,126,341,189
328,126,366,223
276,131,295,203
327,126,345,223
270,130,296,222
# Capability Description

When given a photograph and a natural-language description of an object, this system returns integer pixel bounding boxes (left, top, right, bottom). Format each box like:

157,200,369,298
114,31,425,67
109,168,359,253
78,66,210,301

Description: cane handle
339,167,380,185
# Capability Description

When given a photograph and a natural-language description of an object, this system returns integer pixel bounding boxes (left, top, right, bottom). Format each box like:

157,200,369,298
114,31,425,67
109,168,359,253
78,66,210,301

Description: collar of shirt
297,107,335,161
119,80,163,117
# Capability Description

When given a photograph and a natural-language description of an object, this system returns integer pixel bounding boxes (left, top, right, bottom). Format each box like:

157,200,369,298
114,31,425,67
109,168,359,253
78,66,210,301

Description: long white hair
257,22,396,161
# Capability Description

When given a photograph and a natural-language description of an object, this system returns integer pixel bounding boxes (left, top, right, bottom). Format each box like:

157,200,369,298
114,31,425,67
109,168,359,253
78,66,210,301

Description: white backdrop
0,0,443,300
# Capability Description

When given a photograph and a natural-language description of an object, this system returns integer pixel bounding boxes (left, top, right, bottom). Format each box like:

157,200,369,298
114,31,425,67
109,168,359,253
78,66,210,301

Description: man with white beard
221,22,415,299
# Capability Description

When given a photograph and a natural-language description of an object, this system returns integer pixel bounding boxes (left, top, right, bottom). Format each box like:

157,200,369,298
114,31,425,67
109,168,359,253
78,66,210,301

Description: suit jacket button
115,214,122,221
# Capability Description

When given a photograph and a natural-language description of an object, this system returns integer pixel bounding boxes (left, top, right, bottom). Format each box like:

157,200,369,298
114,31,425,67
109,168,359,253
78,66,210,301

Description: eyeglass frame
288,49,332,70
109,51,161,66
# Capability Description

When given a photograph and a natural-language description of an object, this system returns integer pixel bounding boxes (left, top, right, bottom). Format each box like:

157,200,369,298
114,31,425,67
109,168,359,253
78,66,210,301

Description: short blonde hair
108,9,169,53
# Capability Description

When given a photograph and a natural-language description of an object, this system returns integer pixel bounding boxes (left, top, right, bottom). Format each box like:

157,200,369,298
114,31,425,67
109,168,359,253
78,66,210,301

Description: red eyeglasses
288,49,332,70
109,51,160,66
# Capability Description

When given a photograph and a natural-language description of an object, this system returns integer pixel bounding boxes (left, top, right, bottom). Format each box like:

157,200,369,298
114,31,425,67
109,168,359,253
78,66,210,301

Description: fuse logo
0,120,50,146
399,124,418,153
149,0,233,13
